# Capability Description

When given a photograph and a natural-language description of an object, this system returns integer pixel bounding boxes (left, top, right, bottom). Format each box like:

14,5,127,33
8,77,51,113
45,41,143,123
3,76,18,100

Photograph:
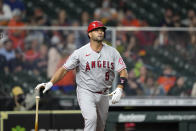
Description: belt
94,88,109,94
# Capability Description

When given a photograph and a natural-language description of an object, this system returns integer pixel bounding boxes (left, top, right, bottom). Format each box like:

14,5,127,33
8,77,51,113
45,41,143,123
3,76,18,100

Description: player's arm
50,66,68,84
35,66,69,93
35,49,79,93
117,68,128,89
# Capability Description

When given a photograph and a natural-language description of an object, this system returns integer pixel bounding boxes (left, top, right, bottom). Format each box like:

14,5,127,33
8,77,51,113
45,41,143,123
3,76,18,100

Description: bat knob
36,96,40,99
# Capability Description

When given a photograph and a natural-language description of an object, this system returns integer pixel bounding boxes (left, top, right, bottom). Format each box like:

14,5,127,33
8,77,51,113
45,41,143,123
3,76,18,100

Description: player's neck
90,41,103,53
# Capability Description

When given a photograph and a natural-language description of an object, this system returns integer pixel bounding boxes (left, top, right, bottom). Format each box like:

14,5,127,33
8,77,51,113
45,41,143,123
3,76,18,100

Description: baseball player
35,21,128,131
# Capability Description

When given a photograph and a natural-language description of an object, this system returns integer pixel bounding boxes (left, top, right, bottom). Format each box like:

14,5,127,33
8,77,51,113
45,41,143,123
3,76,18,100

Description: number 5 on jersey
105,71,109,81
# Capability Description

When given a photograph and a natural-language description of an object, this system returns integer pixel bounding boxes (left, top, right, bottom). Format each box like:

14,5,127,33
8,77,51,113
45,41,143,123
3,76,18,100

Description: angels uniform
34,21,127,131
63,42,126,131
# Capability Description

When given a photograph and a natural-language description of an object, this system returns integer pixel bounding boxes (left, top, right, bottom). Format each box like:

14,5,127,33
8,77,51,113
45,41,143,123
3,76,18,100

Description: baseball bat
35,96,40,131
108,93,113,96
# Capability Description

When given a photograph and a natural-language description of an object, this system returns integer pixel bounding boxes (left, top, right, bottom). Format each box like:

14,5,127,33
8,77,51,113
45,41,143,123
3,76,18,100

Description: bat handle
35,96,40,131
108,93,113,96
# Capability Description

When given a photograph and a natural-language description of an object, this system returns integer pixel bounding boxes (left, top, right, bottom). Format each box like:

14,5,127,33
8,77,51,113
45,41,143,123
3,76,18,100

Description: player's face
89,28,105,42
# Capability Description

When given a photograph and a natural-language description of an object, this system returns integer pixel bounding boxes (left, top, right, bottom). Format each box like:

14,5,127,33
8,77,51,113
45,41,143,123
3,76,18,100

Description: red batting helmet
87,21,107,33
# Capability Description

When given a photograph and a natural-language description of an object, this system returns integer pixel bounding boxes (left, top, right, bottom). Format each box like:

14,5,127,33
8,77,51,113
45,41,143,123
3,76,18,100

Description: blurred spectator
4,0,25,12
24,39,39,70
57,9,70,26
154,28,169,46
173,13,183,27
123,36,137,71
24,8,48,48
116,9,125,26
115,39,125,55
11,86,26,111
157,65,176,93
0,39,15,61
121,9,141,27
33,7,43,19
8,48,24,72
71,20,81,49
50,19,63,45
76,31,89,49
182,9,196,26
124,69,144,96
168,77,186,96
187,28,196,61
47,42,63,78
170,14,188,48
80,11,90,26
66,33,76,52
25,29,44,47
35,14,47,27
8,9,26,50
9,85,36,111
0,0,12,25
190,16,196,27
191,82,196,97
0,54,8,73
124,36,137,57
33,44,48,75
115,30,128,54
28,7,48,27
33,7,49,26
188,17,196,60
94,0,118,26
133,58,143,77
137,65,148,84
71,20,89,49
52,50,75,94
159,8,174,27
24,39,39,61
77,11,90,48
143,75,165,96
134,29,156,46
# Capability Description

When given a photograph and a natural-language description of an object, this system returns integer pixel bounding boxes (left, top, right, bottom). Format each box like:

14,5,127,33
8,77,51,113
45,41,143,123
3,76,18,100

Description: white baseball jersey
63,42,126,92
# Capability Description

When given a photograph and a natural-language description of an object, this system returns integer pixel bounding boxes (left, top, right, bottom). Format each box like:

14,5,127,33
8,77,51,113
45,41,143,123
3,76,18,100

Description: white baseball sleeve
113,49,126,72
63,50,79,70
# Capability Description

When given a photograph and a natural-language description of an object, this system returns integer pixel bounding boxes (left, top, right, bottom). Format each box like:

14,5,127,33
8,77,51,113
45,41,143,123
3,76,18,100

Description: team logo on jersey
118,58,124,65
85,61,114,71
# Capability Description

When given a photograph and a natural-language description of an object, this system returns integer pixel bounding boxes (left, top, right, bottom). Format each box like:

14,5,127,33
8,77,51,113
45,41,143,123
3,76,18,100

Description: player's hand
110,87,123,104
35,82,53,94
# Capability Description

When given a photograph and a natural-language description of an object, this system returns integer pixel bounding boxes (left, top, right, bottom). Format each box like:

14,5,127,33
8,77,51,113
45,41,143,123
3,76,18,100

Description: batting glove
35,82,53,94
111,87,123,104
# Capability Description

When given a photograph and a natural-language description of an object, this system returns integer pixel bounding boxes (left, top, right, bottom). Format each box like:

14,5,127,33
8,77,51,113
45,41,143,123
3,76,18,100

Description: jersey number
105,71,109,81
